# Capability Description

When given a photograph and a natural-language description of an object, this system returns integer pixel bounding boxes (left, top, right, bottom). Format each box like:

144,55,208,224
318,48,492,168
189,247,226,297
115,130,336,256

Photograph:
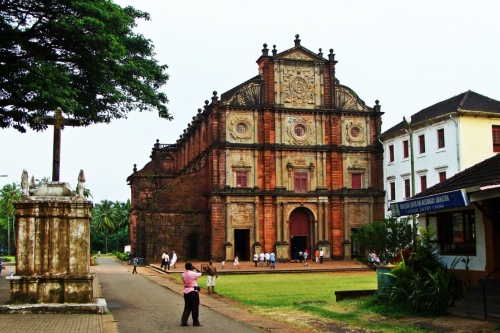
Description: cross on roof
34,108,82,181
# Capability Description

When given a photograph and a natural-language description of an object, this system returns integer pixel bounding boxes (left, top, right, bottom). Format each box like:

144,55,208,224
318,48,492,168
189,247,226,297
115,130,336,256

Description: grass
176,272,499,333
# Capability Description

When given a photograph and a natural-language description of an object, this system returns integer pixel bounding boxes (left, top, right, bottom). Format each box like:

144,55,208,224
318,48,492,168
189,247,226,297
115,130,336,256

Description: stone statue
76,169,86,198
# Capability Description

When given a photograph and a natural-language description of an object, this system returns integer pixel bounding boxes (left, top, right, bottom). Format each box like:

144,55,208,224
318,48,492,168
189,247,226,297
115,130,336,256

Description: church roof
414,152,500,198
382,90,500,137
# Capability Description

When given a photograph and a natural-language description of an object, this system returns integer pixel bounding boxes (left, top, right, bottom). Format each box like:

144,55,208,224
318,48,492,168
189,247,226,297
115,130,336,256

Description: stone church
128,35,385,263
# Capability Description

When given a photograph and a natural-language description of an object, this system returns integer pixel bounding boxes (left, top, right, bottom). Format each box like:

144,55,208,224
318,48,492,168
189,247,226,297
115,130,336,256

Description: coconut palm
112,199,130,251
91,200,116,254
0,183,21,255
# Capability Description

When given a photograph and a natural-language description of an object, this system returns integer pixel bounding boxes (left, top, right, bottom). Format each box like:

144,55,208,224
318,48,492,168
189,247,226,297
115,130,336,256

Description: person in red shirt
181,262,203,326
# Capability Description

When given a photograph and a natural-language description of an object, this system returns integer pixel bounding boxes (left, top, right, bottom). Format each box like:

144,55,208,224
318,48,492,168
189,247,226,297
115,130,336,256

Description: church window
351,173,362,189
437,210,476,255
294,124,306,137
437,129,445,148
236,122,247,135
294,172,308,193
350,126,360,138
236,171,248,188
492,125,500,152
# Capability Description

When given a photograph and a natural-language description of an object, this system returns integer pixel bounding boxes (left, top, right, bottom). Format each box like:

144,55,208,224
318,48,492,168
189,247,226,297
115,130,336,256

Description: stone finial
21,169,29,197
294,34,301,47
272,45,277,56
198,108,202,113
212,91,218,103
328,49,335,61
262,43,269,56
154,139,160,149
374,100,381,112
318,48,323,58
133,164,137,173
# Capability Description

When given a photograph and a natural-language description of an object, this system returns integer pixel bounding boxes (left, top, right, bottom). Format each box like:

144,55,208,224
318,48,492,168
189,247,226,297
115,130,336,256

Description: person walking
319,248,325,264
314,249,319,263
170,251,177,269
132,256,138,274
303,250,308,266
253,253,258,267
265,252,270,267
181,262,203,326
259,252,265,267
269,251,276,269
161,250,167,270
234,256,241,269
205,260,218,294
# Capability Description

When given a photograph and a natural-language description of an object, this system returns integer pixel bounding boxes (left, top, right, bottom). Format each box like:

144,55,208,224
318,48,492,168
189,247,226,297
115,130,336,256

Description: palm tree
0,183,21,255
91,200,116,254
113,200,130,251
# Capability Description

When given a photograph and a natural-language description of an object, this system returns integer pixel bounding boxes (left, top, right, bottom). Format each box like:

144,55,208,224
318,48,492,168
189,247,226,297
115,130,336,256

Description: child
234,256,241,269
221,260,225,269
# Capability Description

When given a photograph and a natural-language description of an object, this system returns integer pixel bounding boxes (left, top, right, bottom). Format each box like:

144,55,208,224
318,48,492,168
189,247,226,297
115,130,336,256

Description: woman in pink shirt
181,262,203,326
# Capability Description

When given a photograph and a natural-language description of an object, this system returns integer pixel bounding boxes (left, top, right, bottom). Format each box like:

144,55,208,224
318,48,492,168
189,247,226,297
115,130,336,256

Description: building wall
459,116,500,170
129,39,385,263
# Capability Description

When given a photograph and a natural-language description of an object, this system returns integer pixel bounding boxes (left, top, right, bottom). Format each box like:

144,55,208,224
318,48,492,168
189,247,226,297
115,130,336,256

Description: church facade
128,36,385,263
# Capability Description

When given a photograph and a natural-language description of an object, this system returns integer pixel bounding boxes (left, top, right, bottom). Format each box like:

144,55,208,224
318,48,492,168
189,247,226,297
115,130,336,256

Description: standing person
165,252,171,271
314,249,319,263
253,253,258,267
269,251,276,269
233,256,241,269
181,262,203,327
132,256,138,274
161,250,167,270
319,248,325,264
298,250,303,263
303,250,308,266
259,251,265,267
205,260,218,294
265,252,270,267
170,251,177,269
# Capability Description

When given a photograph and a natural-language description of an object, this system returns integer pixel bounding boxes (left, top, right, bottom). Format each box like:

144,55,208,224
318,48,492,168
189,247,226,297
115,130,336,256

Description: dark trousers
181,291,200,325
320,256,324,264
132,265,137,274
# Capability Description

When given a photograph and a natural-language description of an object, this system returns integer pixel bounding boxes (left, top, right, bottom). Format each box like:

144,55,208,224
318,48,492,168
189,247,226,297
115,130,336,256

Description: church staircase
447,278,500,322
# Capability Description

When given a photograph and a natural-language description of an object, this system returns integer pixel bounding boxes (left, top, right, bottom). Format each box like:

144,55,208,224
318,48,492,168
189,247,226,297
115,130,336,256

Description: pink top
182,270,202,294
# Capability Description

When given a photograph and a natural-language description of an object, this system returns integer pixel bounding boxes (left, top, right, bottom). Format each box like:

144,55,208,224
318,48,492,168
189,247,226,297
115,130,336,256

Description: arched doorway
187,233,199,260
289,208,312,260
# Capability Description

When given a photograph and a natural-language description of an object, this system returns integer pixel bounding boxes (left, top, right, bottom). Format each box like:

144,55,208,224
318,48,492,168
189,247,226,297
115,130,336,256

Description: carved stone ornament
282,65,316,108
345,121,366,145
229,117,252,141
286,117,314,145
231,203,254,227
335,86,370,111
221,82,262,106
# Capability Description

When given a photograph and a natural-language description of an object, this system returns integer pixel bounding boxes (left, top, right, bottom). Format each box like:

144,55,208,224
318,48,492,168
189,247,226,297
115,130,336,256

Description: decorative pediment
335,85,371,112
278,49,319,61
221,81,262,106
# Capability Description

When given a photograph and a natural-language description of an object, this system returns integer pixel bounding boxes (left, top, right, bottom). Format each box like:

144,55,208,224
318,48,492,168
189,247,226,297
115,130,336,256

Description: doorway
289,208,311,259
234,229,250,261
187,233,199,260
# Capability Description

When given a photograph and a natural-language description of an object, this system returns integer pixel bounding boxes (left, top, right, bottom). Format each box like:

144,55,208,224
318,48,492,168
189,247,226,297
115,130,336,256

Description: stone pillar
10,173,100,309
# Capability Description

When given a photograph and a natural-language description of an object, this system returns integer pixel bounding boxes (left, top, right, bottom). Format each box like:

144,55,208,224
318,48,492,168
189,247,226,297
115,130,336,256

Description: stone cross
35,108,82,181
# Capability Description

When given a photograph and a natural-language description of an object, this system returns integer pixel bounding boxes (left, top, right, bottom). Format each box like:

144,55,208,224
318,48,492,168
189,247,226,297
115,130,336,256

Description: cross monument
35,108,82,181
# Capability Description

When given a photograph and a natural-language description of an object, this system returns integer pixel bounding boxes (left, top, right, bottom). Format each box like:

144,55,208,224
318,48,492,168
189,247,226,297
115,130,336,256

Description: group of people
253,251,276,268
160,250,177,271
368,250,387,267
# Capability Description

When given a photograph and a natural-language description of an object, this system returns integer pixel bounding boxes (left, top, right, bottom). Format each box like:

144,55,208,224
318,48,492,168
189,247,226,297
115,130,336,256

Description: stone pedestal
3,177,105,313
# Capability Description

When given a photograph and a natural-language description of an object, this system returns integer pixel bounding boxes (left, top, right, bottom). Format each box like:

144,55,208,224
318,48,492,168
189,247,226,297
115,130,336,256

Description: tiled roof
414,153,500,198
382,90,500,137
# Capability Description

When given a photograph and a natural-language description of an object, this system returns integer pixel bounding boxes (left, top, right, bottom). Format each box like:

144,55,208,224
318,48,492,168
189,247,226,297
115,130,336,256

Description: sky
1,0,499,203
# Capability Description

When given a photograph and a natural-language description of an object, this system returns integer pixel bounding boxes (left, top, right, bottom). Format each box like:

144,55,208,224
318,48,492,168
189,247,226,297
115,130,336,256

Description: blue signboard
390,189,468,217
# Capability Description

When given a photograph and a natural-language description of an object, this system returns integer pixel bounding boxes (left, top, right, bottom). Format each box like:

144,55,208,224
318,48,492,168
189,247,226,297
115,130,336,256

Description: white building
380,90,500,212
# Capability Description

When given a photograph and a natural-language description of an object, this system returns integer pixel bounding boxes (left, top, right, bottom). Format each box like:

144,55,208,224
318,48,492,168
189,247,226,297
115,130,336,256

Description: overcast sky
1,0,499,203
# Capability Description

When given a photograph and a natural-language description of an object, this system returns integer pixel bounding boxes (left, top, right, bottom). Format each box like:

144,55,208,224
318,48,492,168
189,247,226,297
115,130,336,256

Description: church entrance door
234,229,250,261
187,233,199,260
289,209,311,259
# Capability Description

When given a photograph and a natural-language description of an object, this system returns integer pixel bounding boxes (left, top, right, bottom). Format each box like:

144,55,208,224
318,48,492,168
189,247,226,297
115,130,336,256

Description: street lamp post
403,116,417,246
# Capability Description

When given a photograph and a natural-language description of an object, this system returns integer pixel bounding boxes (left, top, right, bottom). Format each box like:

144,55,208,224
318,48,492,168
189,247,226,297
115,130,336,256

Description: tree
0,183,21,255
351,216,414,264
112,199,130,251
91,199,116,253
1,0,171,133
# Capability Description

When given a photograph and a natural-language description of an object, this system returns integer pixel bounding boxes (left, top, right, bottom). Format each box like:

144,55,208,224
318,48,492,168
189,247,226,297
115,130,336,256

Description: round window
236,123,247,134
350,127,360,138
294,124,306,137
